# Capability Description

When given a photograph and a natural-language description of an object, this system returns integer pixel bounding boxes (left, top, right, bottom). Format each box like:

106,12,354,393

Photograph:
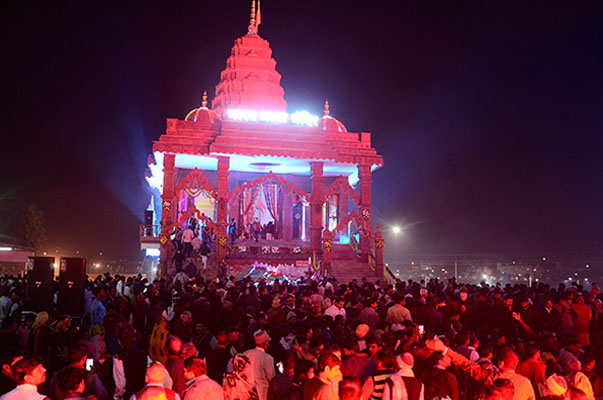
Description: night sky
2,1,602,262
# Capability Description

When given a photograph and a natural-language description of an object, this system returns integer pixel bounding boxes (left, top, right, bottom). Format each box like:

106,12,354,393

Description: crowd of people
1,271,603,400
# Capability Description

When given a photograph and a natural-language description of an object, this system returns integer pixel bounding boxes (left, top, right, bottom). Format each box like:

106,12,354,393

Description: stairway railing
384,265,397,286
140,224,161,239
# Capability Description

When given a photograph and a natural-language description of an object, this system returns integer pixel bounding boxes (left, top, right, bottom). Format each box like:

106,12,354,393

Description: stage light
259,110,288,124
0,247,12,251
289,110,319,127
393,226,401,234
145,248,160,257
225,108,319,127
226,109,258,122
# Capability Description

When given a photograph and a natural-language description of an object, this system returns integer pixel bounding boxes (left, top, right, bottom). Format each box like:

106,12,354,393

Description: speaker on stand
25,257,54,312
57,257,87,317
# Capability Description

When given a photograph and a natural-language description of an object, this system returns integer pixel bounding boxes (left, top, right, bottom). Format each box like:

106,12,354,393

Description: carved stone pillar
358,164,372,262
282,192,293,241
322,229,333,276
159,153,176,277
310,162,324,254
338,190,349,235
216,157,230,262
374,225,385,278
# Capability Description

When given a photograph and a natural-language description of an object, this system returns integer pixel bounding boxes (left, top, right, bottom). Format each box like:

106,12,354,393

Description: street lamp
393,226,401,270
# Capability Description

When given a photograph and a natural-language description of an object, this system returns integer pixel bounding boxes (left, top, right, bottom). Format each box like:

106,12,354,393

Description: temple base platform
170,241,379,283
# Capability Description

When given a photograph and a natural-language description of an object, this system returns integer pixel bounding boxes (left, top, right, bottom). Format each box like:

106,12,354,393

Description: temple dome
319,100,347,132
185,92,221,123
212,9,287,116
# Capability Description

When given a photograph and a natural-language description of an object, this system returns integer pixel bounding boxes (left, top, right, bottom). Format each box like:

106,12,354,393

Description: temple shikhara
141,2,385,281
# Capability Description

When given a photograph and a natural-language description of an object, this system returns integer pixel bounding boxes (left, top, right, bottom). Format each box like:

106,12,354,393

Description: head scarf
223,354,258,400
91,324,103,337
544,374,568,396
33,312,49,330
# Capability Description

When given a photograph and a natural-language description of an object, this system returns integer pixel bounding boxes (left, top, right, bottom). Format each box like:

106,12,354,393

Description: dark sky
1,1,602,261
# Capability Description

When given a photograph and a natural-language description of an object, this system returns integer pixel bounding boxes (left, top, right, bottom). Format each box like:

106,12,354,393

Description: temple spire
248,1,257,34
201,91,208,108
324,100,330,116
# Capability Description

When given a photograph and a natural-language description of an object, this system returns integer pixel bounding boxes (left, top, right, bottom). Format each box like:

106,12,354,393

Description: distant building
0,243,34,276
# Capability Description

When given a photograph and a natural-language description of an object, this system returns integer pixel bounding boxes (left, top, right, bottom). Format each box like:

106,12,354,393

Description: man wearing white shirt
498,351,536,400
244,330,275,400
181,227,194,258
183,357,223,400
386,295,413,325
1,357,47,400
129,362,179,400
381,353,425,400
325,297,346,322
0,288,13,326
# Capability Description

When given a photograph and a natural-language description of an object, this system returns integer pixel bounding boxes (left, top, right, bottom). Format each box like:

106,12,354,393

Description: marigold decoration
323,240,333,252
162,200,172,211
218,236,228,247
376,240,385,249
159,235,169,245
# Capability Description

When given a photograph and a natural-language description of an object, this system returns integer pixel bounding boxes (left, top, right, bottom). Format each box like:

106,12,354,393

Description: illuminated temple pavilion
142,3,385,281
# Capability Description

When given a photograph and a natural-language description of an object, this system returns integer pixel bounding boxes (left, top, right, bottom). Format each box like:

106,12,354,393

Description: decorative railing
350,234,361,259
350,232,376,272
384,265,397,286
367,252,376,272
311,251,326,278
226,245,312,260
140,224,161,239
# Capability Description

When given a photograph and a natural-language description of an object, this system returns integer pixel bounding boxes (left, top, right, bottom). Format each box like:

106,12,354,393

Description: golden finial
201,91,208,108
324,100,330,116
248,1,257,33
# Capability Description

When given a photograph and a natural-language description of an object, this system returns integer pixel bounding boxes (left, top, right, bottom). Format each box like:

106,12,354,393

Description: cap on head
396,352,414,370
254,329,270,346
355,324,369,339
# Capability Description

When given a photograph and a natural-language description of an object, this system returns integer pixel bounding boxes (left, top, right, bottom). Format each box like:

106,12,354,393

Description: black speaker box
144,209,154,225
26,257,54,311
57,257,87,316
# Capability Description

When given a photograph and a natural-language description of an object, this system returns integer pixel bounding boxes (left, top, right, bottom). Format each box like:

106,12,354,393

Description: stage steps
329,244,378,283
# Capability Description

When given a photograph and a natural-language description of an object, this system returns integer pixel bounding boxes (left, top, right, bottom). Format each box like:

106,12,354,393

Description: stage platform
174,240,378,283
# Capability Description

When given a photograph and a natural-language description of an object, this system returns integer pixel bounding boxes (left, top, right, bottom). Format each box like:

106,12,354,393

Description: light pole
393,226,400,270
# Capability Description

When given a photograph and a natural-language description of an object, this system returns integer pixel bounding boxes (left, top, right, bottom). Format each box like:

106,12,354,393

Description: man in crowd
0,357,47,400
183,357,223,400
55,367,88,400
131,362,176,399
50,342,107,400
166,336,188,397
325,298,346,322
386,294,412,325
313,352,343,400
244,329,275,400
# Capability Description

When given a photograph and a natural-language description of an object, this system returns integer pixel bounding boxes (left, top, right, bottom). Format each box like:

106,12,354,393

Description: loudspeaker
26,257,54,312
58,258,87,316
144,210,154,225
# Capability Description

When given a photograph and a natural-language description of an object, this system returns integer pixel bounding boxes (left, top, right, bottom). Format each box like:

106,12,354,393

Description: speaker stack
57,257,87,316
26,257,54,312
